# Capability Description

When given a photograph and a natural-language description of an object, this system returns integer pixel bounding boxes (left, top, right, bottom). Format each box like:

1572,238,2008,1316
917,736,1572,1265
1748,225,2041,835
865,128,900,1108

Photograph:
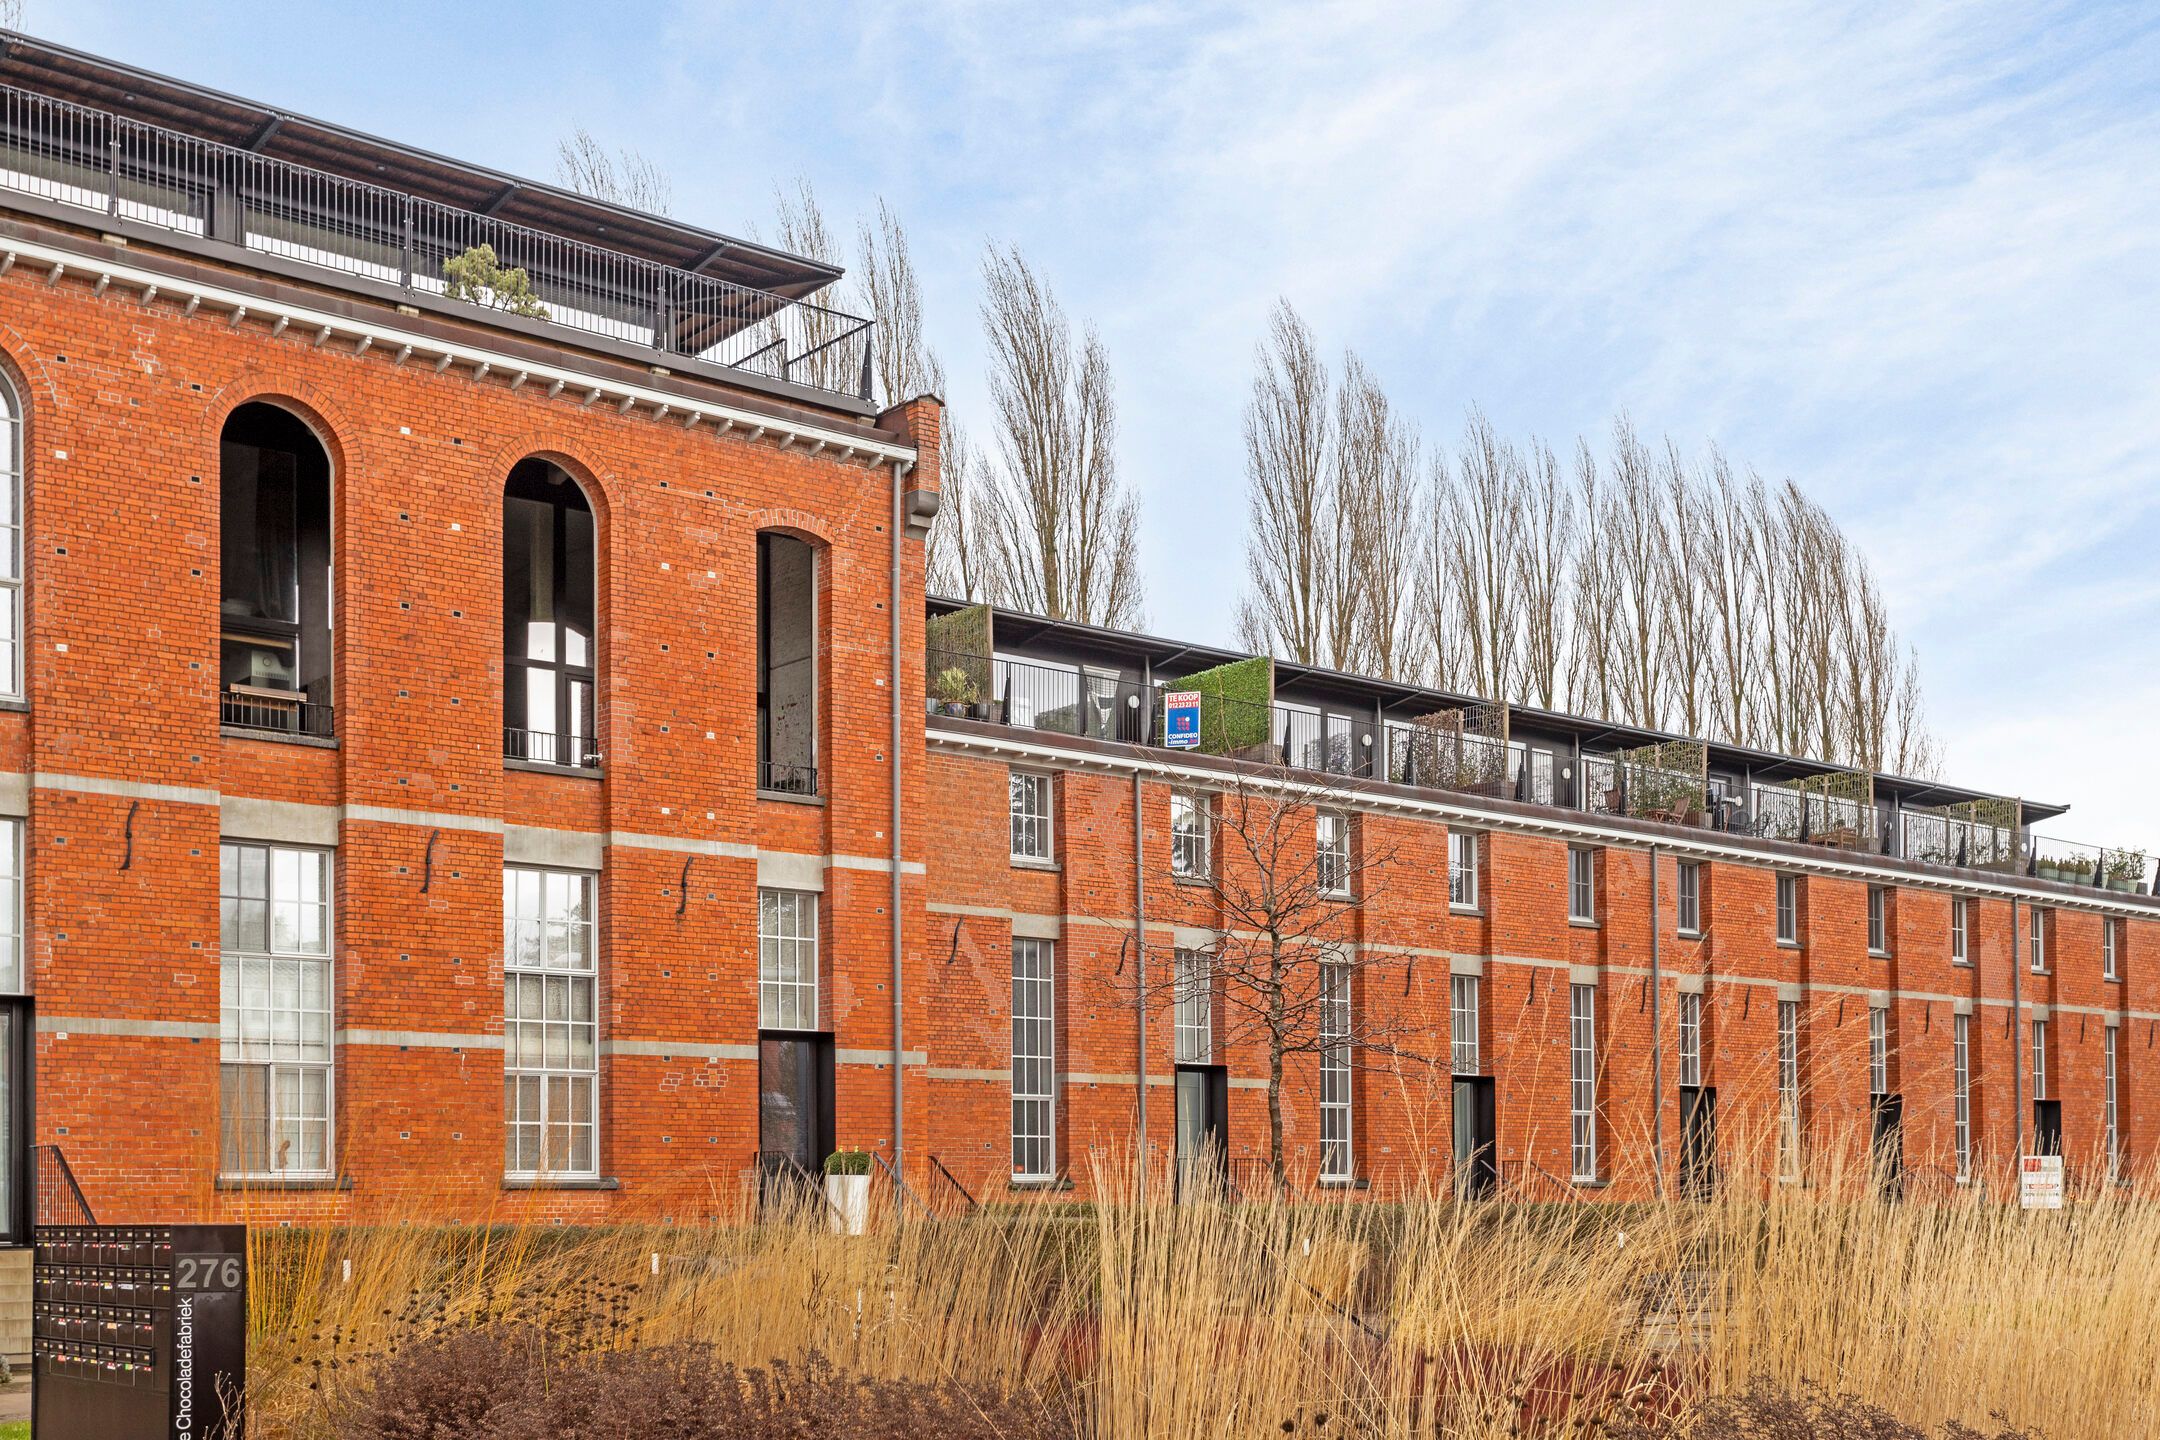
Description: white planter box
826,1172,871,1235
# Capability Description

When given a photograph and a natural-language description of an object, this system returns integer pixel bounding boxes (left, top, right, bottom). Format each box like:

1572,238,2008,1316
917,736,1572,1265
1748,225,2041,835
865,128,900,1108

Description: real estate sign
2019,1154,2064,1210
1163,691,1202,749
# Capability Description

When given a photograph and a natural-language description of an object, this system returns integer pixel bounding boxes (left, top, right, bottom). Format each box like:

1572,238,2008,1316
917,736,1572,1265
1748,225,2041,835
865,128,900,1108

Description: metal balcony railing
757,760,819,797
220,688,334,739
504,727,601,769
0,84,875,400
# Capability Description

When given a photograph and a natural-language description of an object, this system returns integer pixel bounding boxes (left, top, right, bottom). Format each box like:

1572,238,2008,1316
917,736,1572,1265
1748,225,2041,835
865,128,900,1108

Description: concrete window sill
222,726,338,749
504,1175,621,1191
506,758,604,779
757,788,825,807
216,1174,354,1191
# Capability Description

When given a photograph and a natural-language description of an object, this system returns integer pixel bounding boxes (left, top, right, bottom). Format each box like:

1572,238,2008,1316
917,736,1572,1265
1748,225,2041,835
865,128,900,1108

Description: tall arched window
0,373,19,700
220,403,333,735
757,531,817,794
504,458,596,767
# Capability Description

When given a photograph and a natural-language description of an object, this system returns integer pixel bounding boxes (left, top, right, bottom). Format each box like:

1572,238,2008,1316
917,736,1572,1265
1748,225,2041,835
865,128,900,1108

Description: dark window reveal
503,459,597,766
757,532,818,794
220,403,333,734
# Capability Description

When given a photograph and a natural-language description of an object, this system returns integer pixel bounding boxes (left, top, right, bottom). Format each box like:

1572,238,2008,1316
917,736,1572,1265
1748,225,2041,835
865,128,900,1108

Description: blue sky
33,1,2160,852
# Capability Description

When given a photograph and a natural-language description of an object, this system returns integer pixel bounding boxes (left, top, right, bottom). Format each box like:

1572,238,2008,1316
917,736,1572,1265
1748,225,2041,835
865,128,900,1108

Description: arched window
504,459,596,767
756,531,817,794
220,403,333,735
0,372,19,700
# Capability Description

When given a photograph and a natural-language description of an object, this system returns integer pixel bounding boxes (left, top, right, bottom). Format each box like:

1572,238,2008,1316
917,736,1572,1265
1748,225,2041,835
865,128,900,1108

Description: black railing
927,1155,980,1215
504,727,601,769
753,1150,823,1213
33,1144,95,1227
758,760,818,797
0,84,875,400
221,689,334,738
989,654,1145,743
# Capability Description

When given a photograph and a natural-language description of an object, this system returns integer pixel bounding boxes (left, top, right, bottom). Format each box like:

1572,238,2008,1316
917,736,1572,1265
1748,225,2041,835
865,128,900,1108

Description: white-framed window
1011,936,1055,1180
2103,917,2119,981
1569,983,1597,1181
1316,810,1350,898
0,819,20,994
1450,973,1480,1075
1868,1007,1888,1097
1170,791,1211,880
1448,831,1479,911
1009,769,1054,863
1776,999,1800,1181
1318,961,1352,1182
0,371,19,699
2031,1017,2048,1102
2104,1025,2121,1183
758,888,819,1031
1678,990,1702,1089
1952,1012,1972,1182
1950,897,1969,964
1775,875,1798,945
219,843,333,1178
503,866,599,1180
1868,886,1890,955
2030,907,2048,973
1568,847,1596,924
1173,947,1213,1064
1676,861,1701,936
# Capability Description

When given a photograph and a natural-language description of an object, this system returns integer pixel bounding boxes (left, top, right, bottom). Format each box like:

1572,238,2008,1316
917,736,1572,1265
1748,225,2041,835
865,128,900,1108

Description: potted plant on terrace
2106,849,2147,894
824,1150,873,1235
929,666,979,718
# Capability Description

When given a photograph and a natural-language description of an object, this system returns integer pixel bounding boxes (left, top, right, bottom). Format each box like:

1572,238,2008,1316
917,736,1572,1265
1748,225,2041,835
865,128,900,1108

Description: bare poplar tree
1439,410,1527,702
1237,302,1336,663
553,127,674,215
1566,441,1621,720
854,198,939,409
1515,440,1576,711
1660,440,1715,739
1700,456,1765,747
1341,362,1422,681
978,245,1143,627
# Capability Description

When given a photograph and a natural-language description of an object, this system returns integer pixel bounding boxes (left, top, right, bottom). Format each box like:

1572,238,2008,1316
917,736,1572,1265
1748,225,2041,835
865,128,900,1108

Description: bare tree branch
553,126,674,216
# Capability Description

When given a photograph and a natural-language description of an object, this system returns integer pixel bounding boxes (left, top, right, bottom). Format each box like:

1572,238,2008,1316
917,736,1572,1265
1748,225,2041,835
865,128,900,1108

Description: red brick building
0,32,2151,1255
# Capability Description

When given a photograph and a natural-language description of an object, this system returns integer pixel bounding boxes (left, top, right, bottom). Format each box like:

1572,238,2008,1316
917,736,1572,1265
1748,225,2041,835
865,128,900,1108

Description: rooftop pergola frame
1388,702,1511,795
1594,739,1711,824
1754,770,1877,851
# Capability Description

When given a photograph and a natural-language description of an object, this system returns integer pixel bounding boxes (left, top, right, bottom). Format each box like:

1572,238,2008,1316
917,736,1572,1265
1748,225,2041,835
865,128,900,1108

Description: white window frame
1867,886,1890,956
1448,831,1480,912
1170,790,1212,881
2104,1025,2121,1183
1677,990,1702,1089
1567,847,1596,924
2030,906,2048,973
1316,810,1351,899
1450,973,1480,1075
1318,961,1353,1183
503,866,600,1180
1952,1013,1972,1181
0,372,19,700
1009,769,1054,864
1868,1007,1888,1097
1676,861,1701,936
1011,936,1055,1181
1776,999,1801,1182
2031,1017,2048,1102
1950,897,1969,964
758,888,819,1031
0,819,20,995
1569,983,1597,1182
219,842,335,1180
1173,948,1213,1064
2102,917,2119,981
1774,874,1798,945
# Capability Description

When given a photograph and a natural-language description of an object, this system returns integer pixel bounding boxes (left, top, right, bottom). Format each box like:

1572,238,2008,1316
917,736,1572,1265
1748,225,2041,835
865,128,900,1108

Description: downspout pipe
1650,843,1665,1197
891,458,913,1169
1133,769,1149,1201
2011,897,2023,1166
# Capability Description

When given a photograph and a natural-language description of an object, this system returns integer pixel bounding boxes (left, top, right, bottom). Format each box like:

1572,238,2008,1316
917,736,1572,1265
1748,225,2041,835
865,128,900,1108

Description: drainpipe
1650,843,1665,1196
890,458,912,1168
1133,769,1149,1200
2010,897,2023,1165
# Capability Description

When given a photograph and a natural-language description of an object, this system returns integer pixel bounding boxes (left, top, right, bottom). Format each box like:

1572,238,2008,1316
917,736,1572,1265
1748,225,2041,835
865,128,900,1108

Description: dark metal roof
934,594,2072,822
0,28,841,300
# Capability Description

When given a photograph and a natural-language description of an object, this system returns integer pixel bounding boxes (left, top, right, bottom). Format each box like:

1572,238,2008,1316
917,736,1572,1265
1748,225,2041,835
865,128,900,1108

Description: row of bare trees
1237,302,1938,776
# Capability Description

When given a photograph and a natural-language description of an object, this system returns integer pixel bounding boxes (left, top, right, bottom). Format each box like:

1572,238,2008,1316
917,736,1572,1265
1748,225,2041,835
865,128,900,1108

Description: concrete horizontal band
338,1028,500,1050
38,1015,218,1041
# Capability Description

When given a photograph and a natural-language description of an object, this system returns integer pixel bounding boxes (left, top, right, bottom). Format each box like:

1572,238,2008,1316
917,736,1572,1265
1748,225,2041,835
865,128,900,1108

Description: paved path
0,1377,28,1422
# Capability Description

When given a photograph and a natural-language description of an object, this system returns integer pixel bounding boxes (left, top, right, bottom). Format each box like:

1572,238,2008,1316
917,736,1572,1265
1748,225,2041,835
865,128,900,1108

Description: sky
29,0,2160,854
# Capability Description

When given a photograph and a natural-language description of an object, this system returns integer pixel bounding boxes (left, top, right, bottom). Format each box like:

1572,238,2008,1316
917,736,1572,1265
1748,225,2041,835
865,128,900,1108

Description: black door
0,999,26,1244
1452,1076,1497,1199
1870,1094,1904,1199
2032,1100,2063,1157
1679,1085,1717,1200
758,1034,835,1206
1174,1066,1228,1200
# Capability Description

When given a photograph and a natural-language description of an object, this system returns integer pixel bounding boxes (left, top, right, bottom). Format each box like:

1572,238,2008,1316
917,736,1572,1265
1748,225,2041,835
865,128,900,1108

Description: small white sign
2020,1154,2063,1210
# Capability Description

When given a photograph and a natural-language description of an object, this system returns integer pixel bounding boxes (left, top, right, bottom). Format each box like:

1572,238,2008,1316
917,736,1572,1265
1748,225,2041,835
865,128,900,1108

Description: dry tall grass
246,1142,2160,1439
